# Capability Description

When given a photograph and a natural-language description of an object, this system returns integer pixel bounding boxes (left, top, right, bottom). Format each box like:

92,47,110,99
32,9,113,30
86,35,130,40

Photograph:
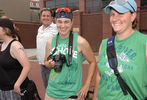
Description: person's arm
44,38,55,69
76,35,96,98
93,69,100,100
146,43,147,63
92,44,102,100
10,41,31,95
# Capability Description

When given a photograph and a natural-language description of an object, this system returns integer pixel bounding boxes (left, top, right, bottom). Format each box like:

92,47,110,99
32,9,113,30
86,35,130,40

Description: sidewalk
25,48,37,61
25,48,98,63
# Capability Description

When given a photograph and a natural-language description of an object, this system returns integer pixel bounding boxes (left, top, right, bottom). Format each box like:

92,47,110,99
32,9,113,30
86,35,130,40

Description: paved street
28,61,45,100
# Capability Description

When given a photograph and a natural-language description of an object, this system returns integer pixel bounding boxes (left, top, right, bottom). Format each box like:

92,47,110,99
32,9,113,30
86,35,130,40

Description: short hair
40,8,54,17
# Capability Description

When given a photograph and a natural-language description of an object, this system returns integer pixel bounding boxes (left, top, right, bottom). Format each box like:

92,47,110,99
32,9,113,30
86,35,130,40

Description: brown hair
132,18,137,29
40,8,54,17
2,27,21,42
2,27,16,38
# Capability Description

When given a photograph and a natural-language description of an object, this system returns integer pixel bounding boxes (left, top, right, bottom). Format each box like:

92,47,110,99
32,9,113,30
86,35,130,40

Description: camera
47,53,66,72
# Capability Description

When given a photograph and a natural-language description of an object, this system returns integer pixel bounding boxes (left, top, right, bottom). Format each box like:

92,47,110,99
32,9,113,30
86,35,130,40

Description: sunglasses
42,8,50,10
56,8,71,13
109,0,135,12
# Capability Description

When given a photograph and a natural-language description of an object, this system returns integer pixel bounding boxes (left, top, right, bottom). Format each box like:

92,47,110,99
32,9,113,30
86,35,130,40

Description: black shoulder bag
21,80,41,100
107,36,137,100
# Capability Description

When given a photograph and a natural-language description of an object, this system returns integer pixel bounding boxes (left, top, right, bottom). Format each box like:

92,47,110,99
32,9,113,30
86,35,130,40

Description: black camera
47,53,66,72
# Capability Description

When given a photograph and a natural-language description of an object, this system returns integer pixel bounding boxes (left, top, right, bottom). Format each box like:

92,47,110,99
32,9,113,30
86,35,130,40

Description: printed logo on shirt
50,70,58,81
49,44,78,83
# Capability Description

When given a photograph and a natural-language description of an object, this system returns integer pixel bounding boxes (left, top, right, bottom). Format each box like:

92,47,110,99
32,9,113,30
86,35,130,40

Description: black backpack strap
107,36,118,69
107,36,138,100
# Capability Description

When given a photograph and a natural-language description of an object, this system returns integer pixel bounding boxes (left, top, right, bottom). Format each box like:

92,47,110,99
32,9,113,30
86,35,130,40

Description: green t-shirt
46,33,83,98
97,30,147,100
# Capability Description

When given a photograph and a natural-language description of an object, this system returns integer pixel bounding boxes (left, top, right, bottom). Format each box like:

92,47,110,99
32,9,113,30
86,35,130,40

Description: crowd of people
0,0,146,100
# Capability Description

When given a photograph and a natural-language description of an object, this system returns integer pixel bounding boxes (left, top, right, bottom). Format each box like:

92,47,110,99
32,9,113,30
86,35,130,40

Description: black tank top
0,39,28,90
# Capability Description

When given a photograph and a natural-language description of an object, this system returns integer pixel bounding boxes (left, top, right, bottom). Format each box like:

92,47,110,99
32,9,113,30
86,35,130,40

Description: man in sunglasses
36,8,58,89
44,8,96,100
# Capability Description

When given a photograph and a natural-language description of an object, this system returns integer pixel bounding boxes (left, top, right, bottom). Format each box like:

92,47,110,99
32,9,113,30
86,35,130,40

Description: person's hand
92,96,97,100
14,83,21,95
47,59,55,68
76,83,89,99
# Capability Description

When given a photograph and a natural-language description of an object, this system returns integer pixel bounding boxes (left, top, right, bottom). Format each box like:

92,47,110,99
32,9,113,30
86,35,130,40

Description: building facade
38,0,147,51
1,0,146,49
0,0,30,21
30,0,40,22
39,0,112,13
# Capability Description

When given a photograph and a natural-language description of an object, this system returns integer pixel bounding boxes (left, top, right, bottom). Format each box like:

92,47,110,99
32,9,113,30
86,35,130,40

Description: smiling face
56,18,72,38
40,10,53,28
110,9,136,36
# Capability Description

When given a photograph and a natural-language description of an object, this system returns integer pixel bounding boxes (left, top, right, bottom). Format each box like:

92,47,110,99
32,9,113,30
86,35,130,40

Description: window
101,0,111,9
46,0,55,9
45,0,79,11
67,0,79,10
141,0,147,10
85,0,111,13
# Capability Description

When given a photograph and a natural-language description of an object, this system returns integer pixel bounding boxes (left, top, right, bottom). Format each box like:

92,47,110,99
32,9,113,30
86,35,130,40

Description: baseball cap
105,0,137,14
0,18,16,34
55,8,72,19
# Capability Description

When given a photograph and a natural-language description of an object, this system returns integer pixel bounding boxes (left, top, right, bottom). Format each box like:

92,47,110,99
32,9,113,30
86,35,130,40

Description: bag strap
107,36,138,100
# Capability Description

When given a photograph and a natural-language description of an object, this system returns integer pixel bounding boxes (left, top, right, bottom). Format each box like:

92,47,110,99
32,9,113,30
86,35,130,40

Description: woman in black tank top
0,18,31,100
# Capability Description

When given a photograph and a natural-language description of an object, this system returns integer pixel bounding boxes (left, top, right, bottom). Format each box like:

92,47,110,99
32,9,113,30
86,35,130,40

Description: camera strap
107,36,137,100
51,31,73,66
67,31,73,66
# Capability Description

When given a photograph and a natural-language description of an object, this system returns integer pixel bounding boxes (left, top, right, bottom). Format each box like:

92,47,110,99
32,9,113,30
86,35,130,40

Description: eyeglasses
109,0,135,12
56,8,71,13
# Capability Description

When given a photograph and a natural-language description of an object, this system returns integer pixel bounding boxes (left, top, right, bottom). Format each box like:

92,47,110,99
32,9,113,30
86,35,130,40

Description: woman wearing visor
93,0,147,100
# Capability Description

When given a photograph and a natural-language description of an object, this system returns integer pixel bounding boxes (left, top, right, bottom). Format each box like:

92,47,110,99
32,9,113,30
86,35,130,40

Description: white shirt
36,22,58,64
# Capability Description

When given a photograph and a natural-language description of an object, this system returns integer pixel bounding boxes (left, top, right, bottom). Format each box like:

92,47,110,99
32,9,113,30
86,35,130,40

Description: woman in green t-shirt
93,0,147,100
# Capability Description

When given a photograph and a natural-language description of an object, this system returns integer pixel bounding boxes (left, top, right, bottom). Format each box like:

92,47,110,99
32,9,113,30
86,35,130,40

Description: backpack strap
107,36,138,100
107,36,118,69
